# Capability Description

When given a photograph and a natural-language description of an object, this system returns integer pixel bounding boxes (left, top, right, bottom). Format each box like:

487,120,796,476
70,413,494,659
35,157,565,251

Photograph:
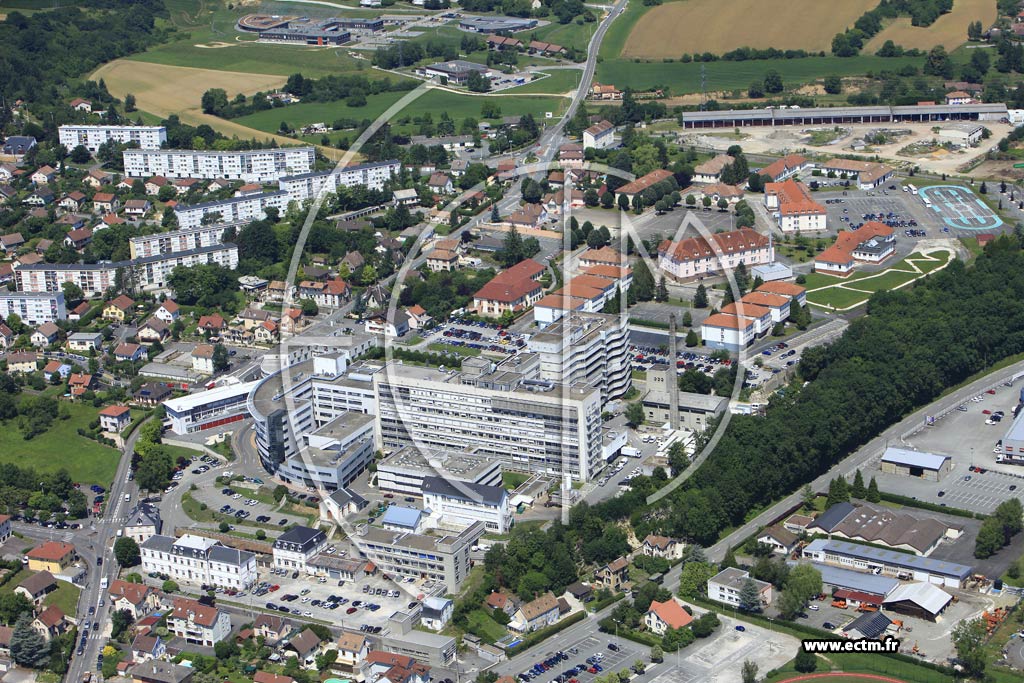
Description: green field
595,54,926,94
598,0,659,60
234,89,568,136
806,250,953,310
43,581,82,616
512,69,583,95
0,401,121,487
465,609,508,643
530,19,597,53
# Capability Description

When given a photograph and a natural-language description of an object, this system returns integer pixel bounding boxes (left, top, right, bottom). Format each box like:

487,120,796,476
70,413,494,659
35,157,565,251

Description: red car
346,607,358,615
384,494,394,498
269,585,280,592
987,389,997,395
588,668,598,674
983,409,992,415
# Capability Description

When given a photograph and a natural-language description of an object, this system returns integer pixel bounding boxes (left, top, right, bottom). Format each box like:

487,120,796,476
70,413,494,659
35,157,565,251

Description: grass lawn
961,236,984,258
512,69,583,95
595,54,925,94
428,342,481,357
530,19,597,53
234,89,567,137
43,581,82,616
0,401,121,488
465,608,508,643
765,652,954,683
502,471,529,490
806,250,953,309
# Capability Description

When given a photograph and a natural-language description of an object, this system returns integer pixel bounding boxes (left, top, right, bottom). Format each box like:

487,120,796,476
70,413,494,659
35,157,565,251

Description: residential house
2,135,37,160
167,598,231,646
115,342,146,362
583,120,615,150
644,598,693,636
238,308,273,330
335,632,369,671
707,567,773,608
509,592,560,633
99,213,126,230
31,322,60,347
131,634,167,663
70,98,93,112
124,504,162,545
125,199,153,218
693,154,734,183
758,154,810,182
814,221,895,276
0,233,24,253
92,192,119,214
558,143,584,169
197,313,226,336
615,169,675,203
596,557,630,591
84,169,113,189
284,628,323,669
31,606,68,642
427,173,454,194
42,360,70,382
297,279,351,308
253,673,293,683
14,571,56,606
642,534,683,560
426,247,460,272
420,597,454,631
24,186,54,206
756,525,800,555
67,331,103,352
59,191,87,212
68,373,95,397
253,614,289,644
99,405,133,433
145,177,169,195
130,661,194,683
133,382,172,407
108,580,162,619
5,352,39,373
191,344,216,374
154,300,180,323
0,322,13,349
485,591,517,617
137,318,170,345
26,541,77,573
405,304,433,330
589,83,622,100
64,227,93,250
104,295,135,322
364,308,411,338
31,166,56,185
254,320,278,343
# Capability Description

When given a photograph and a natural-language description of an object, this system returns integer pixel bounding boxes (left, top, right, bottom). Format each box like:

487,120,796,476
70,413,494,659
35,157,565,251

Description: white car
808,605,820,611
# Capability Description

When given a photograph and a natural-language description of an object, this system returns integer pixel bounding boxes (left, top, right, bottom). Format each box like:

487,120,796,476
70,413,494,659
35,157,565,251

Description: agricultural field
622,0,877,58
233,88,568,138
865,0,996,52
595,54,925,94
512,69,583,95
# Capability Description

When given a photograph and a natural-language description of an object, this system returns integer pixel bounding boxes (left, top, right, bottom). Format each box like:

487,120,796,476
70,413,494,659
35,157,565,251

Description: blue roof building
382,505,424,532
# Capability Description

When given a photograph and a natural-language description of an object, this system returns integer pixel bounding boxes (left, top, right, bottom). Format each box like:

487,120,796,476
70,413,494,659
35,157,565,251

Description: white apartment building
0,292,66,325
124,147,315,183
140,534,257,589
58,125,167,153
15,245,239,295
526,312,631,405
272,526,327,574
708,567,773,608
277,160,401,202
375,356,604,482
355,521,485,593
657,228,773,281
167,598,232,646
174,191,289,229
763,180,827,233
376,447,503,497
422,476,512,534
700,313,756,353
164,381,259,435
129,224,238,259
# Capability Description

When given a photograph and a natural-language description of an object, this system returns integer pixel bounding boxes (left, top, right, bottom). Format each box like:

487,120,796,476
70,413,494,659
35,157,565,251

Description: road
656,358,1024,593
64,422,149,683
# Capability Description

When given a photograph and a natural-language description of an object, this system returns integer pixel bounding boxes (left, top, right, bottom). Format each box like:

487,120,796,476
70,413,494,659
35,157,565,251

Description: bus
907,184,918,195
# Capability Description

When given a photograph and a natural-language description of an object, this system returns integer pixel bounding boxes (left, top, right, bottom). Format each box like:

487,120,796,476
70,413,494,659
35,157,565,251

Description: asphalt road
66,421,148,683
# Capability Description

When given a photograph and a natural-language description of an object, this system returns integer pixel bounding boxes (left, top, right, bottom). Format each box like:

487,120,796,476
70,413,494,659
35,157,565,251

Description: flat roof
1004,410,1024,443
804,539,972,579
382,505,423,528
279,159,400,183
804,562,899,596
164,381,259,413
679,103,1007,123
378,446,498,479
881,447,950,471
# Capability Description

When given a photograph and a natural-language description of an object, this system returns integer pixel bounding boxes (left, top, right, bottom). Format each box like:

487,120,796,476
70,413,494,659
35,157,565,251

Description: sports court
917,184,1003,231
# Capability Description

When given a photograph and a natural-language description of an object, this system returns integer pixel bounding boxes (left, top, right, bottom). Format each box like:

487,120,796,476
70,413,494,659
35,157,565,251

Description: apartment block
58,125,167,153
0,291,66,324
277,160,401,202
124,147,315,183
129,224,238,259
657,228,773,281
354,521,484,593
174,191,289,229
140,534,257,590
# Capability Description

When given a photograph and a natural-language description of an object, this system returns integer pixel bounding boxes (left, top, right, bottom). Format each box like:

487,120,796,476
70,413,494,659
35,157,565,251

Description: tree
677,561,714,598
734,262,749,294
125,93,137,112
923,45,953,78
111,608,134,639
70,144,91,163
694,284,708,308
851,469,866,499
952,619,986,679
823,75,842,94
10,613,48,668
787,565,822,602
114,537,141,567
632,258,655,301
826,476,849,507
219,521,230,533
747,82,765,99
499,225,526,268
793,647,817,673
685,329,699,347
162,580,179,593
737,578,763,612
763,70,784,94
980,181,988,194
625,402,645,427
212,344,230,372
655,277,669,302
316,648,338,672
801,483,816,510
650,645,663,663
618,194,630,211
300,298,319,317
214,640,240,660
721,546,738,570
717,198,728,211
61,281,84,303
741,660,758,683
866,477,881,503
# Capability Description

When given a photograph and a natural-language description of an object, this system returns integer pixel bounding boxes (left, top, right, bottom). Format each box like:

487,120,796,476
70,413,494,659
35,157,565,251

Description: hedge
589,592,626,613
507,611,586,655
877,491,986,520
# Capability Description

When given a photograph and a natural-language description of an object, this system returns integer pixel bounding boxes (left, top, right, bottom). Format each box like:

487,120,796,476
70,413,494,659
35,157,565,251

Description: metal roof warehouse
679,103,1008,129
803,539,972,588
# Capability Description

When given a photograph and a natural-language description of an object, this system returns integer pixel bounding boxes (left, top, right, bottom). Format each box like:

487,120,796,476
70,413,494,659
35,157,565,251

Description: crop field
595,55,925,94
622,0,878,58
865,0,996,52
234,88,568,136
91,60,299,145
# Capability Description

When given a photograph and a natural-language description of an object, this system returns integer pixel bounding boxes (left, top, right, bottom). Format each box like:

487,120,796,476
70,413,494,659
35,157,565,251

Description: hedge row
507,611,587,655
877,491,986,520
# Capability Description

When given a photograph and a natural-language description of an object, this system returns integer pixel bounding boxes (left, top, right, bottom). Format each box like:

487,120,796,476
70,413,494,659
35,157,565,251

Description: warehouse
802,539,972,588
811,562,899,598
880,447,951,481
458,16,537,32
678,103,1008,129
882,582,953,622
418,60,493,85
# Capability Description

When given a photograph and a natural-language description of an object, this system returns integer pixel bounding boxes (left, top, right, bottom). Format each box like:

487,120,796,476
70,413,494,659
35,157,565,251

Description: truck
997,453,1024,465
99,577,108,589
621,446,641,458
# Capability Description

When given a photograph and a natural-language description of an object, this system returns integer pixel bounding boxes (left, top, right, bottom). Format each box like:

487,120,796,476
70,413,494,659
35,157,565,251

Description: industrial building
642,364,727,431
123,147,315,183
417,60,493,85
374,356,604,482
880,447,952,481
809,501,962,556
677,103,1009,129
58,125,166,153
882,582,953,621
458,16,537,32
802,538,972,588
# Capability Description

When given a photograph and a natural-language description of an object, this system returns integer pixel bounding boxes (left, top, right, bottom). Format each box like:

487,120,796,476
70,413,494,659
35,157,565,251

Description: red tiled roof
765,179,824,216
721,301,770,320
760,154,807,181
617,169,674,196
647,599,693,629
702,313,754,331
658,227,769,263
755,281,806,298
99,405,132,417
27,541,75,562
171,598,221,627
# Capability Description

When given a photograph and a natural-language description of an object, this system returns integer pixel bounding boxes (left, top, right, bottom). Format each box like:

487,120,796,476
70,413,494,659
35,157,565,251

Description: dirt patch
794,83,826,97
864,0,996,52
194,41,236,48
622,0,877,58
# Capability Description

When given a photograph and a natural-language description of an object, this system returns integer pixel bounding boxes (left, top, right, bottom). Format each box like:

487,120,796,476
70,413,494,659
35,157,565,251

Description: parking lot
508,633,650,683
421,319,526,356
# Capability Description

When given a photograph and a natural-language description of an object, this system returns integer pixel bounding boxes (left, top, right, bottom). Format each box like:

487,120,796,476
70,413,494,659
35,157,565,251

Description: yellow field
89,60,353,160
864,0,996,52
622,0,878,58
